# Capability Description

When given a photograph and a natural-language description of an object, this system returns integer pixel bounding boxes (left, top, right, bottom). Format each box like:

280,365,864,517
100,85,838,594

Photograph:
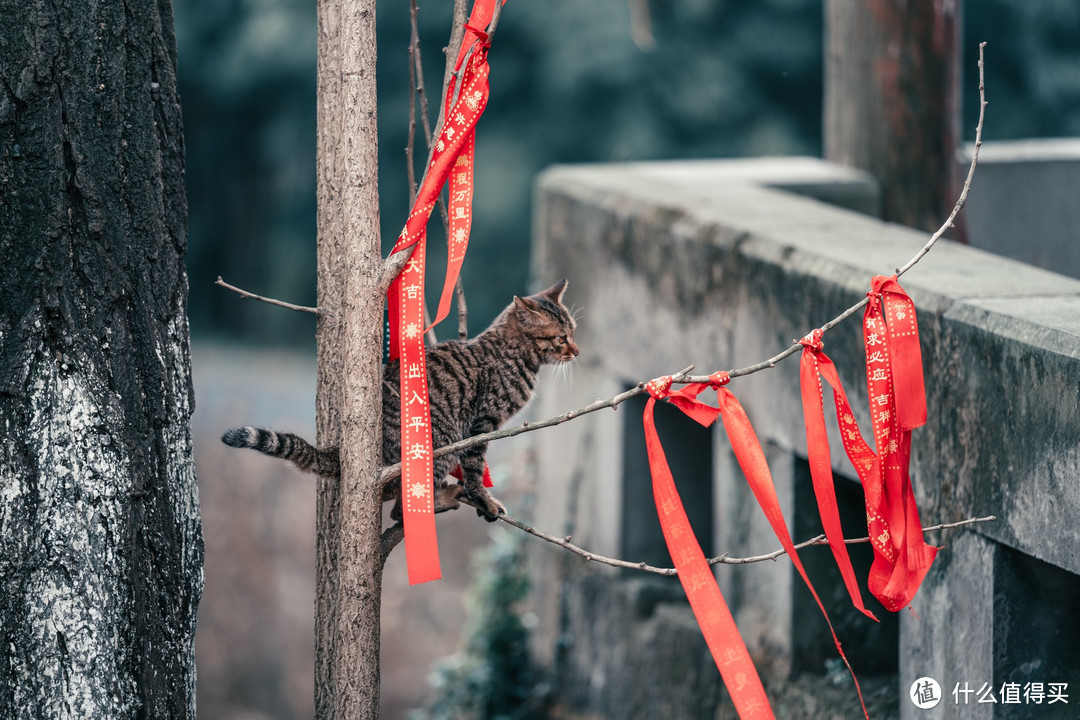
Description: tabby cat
222,280,578,522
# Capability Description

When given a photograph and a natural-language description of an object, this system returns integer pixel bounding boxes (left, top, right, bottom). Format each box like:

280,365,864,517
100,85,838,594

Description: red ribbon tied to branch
862,275,937,611
644,372,867,719
387,2,501,585
798,329,878,621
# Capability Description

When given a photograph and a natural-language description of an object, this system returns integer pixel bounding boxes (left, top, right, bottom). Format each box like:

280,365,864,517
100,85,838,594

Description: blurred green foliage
408,529,544,720
175,0,1080,346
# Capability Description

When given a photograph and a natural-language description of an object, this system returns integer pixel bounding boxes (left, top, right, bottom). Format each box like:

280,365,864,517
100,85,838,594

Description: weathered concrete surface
961,138,1080,280
528,157,1080,717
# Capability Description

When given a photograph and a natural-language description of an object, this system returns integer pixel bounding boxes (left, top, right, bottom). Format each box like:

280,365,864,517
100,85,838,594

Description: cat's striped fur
222,280,578,521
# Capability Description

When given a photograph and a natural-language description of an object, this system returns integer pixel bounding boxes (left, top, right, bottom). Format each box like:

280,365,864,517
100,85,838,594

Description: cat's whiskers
554,357,575,387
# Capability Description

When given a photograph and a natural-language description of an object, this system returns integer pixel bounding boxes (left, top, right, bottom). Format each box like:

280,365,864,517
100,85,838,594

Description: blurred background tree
177,0,1080,346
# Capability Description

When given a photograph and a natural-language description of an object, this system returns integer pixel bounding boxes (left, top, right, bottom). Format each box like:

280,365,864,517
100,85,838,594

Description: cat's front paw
476,496,506,523
465,487,506,522
434,482,465,514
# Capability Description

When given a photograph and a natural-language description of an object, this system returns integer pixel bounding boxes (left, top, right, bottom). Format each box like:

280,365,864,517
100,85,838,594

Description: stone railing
525,156,1080,718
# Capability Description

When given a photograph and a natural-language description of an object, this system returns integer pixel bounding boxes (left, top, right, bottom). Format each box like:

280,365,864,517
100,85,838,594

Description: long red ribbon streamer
387,4,499,585
644,374,868,719
798,329,878,621
862,275,937,610
643,376,772,720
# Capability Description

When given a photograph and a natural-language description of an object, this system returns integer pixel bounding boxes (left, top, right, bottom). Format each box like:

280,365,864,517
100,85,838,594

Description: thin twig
406,1,420,205
215,276,319,315
410,0,435,152
896,41,988,277
405,0,451,347
455,275,469,339
675,41,988,386
485,0,504,39
409,0,452,232
422,304,438,346
486,509,995,576
382,486,993,571
411,0,467,338
439,0,470,141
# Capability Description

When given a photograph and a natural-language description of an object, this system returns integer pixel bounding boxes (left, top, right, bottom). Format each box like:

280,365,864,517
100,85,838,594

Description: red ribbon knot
645,375,673,399
708,370,731,387
798,329,824,352
462,22,491,47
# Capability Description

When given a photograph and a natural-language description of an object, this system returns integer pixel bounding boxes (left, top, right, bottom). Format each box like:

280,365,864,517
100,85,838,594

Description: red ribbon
862,275,937,610
798,329,878,622
450,462,493,489
386,3,501,585
643,374,772,720
644,373,867,719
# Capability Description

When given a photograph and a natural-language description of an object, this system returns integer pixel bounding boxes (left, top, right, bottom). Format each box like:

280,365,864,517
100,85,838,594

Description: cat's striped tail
221,426,340,477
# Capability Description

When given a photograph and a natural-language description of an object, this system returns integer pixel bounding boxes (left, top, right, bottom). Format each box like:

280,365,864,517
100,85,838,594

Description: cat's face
513,280,579,364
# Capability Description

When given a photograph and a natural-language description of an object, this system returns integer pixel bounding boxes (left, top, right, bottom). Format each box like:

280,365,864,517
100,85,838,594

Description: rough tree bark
824,0,963,235
315,0,386,717
0,0,202,717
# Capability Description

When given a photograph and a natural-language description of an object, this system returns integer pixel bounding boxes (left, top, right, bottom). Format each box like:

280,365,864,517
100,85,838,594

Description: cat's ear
513,295,541,314
539,279,568,303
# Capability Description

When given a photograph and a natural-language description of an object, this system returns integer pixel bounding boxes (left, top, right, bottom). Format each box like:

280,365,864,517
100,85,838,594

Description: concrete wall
526,157,1080,718
962,138,1080,280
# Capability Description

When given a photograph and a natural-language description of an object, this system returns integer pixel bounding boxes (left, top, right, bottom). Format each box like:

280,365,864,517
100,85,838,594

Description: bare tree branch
895,41,988,277
455,275,469,340
675,41,988,387
487,506,996,576
408,0,468,340
422,304,438,346
405,3,420,205
215,276,319,315
439,0,470,142
381,522,405,564
485,0,504,39
405,2,439,348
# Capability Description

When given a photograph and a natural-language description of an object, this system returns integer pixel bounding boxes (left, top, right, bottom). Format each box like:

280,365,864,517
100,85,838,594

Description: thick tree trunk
0,0,202,717
315,0,386,717
824,0,962,235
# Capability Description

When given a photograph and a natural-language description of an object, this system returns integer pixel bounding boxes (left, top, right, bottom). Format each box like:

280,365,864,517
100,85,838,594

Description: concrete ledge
961,138,1080,279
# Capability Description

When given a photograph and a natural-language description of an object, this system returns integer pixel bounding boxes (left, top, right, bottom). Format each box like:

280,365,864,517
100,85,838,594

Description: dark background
175,0,1080,347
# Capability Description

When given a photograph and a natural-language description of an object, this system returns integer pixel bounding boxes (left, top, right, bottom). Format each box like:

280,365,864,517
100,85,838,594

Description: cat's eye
556,335,566,345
